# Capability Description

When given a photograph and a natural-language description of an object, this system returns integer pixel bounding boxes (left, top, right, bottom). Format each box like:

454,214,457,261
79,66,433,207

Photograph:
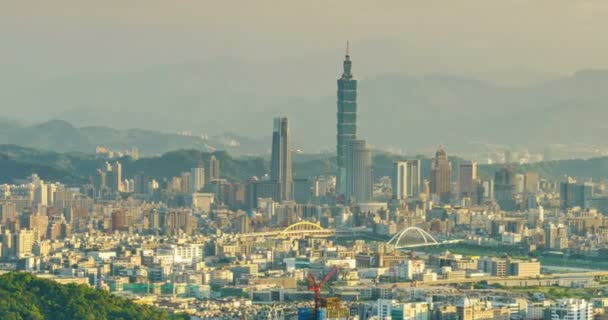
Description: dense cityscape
2,43,608,320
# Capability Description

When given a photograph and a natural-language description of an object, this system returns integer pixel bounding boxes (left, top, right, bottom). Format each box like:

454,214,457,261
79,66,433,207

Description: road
379,270,608,288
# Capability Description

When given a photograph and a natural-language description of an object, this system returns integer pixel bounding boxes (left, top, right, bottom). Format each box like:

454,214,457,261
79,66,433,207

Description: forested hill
0,272,189,320
2,144,608,185
0,145,267,184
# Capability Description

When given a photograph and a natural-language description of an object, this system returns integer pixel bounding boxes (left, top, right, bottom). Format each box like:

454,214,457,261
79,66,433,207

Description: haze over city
3,2,608,320
3,1,608,155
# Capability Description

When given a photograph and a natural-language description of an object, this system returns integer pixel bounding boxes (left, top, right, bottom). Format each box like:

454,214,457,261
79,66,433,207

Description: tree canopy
0,272,189,320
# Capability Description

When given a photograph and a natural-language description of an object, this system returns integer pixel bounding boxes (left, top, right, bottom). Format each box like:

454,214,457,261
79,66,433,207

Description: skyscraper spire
342,41,353,79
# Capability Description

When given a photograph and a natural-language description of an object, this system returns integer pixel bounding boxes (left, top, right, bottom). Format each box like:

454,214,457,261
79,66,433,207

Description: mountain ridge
2,58,608,152
2,144,608,186
0,120,269,157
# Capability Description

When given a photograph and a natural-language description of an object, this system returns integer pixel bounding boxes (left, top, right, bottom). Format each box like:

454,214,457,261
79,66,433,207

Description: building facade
544,299,592,320
459,161,477,199
430,147,452,203
190,166,205,193
270,117,293,202
345,139,372,203
393,161,408,200
336,44,357,195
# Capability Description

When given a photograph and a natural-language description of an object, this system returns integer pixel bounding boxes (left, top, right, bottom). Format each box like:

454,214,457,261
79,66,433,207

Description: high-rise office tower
209,155,220,181
559,177,592,209
33,181,48,207
113,161,122,192
430,147,452,203
459,161,477,198
134,172,148,194
407,160,421,197
392,161,408,200
494,167,517,211
336,42,357,195
270,117,293,201
190,166,205,193
345,139,372,203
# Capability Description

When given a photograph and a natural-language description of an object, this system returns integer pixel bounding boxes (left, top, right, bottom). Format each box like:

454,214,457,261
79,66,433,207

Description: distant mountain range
1,144,608,186
0,144,267,184
3,56,608,153
0,120,269,156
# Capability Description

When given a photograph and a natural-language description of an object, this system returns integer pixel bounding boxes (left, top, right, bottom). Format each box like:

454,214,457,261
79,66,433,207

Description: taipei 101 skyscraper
336,42,357,196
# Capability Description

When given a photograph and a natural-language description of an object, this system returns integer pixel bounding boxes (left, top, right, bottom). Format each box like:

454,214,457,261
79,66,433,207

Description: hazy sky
2,0,608,84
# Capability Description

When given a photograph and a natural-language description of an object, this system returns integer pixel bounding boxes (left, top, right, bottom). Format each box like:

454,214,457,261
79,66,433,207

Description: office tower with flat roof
459,161,477,198
494,167,517,211
393,161,408,200
336,42,357,195
209,155,220,181
190,166,205,193
430,147,452,203
134,172,148,194
407,159,421,197
270,117,293,201
559,177,592,209
114,161,122,192
345,139,372,203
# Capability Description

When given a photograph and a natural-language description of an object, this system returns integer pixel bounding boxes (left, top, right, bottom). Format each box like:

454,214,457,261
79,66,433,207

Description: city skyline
2,3,608,320
3,2,608,155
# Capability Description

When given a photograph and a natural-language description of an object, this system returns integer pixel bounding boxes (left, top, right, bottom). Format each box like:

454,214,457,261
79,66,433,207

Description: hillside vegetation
0,272,189,320
1,144,608,185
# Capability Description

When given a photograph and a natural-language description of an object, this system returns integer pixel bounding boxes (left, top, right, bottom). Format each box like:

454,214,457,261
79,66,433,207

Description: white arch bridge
386,227,462,249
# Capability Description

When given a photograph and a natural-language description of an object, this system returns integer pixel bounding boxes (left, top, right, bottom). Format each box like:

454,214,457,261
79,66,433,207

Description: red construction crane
307,266,339,319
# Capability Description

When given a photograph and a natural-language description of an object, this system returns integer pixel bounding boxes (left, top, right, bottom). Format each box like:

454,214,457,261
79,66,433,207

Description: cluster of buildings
2,46,608,320
95,145,140,160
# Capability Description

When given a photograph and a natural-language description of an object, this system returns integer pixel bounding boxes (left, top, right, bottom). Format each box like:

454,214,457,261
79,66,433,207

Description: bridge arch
275,221,332,239
386,227,439,248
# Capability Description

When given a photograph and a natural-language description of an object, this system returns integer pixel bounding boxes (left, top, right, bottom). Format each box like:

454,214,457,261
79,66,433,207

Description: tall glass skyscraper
336,43,357,195
270,117,293,201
